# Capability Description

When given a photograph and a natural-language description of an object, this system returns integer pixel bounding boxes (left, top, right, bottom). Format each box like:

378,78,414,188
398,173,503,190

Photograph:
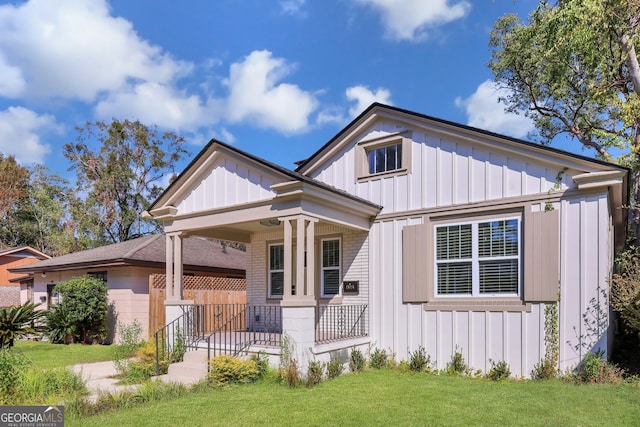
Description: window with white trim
366,142,402,175
269,244,284,298
434,217,520,297
321,238,341,297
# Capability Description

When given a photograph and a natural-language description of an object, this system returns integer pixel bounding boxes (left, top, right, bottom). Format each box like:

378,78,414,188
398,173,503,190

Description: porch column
278,215,319,373
164,232,193,325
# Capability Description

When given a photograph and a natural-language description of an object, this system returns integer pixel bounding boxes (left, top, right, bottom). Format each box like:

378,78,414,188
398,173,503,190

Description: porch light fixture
41,272,46,278
259,219,281,227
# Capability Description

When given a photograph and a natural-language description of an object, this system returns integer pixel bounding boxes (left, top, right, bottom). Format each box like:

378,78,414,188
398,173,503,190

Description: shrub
113,320,143,376
574,351,624,384
610,247,640,335
447,348,468,375
349,347,366,373
306,360,324,387
46,305,75,344
54,276,109,343
209,355,259,386
0,302,45,348
487,360,511,381
369,347,388,369
250,351,270,379
326,358,344,379
409,346,432,372
531,359,557,380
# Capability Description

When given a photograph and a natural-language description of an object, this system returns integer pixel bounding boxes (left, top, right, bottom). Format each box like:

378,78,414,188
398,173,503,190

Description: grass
12,340,114,369
67,370,640,426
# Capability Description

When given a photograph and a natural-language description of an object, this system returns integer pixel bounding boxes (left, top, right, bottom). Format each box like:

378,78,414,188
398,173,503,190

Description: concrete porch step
155,349,209,386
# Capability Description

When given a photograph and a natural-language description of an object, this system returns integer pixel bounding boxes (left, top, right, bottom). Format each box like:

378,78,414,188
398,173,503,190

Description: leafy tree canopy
64,120,189,244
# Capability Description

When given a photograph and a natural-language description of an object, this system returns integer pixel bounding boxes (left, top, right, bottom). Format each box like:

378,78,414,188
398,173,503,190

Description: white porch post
278,215,319,372
165,232,193,325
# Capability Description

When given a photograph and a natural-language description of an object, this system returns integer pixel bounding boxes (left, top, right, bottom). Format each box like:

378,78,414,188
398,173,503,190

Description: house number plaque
343,281,359,294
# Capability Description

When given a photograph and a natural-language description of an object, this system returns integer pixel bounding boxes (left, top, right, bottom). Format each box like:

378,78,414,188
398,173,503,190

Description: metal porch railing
315,304,369,344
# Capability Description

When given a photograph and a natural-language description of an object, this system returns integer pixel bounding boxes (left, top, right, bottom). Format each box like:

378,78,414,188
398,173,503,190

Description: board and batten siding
368,191,612,377
308,123,579,214
175,156,280,216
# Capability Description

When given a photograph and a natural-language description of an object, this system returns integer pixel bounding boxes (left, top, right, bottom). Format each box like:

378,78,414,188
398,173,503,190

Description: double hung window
268,244,284,298
321,238,341,297
435,217,520,297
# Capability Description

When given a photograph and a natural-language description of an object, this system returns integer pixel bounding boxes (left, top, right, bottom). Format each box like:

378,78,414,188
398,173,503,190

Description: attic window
356,132,411,180
367,142,402,174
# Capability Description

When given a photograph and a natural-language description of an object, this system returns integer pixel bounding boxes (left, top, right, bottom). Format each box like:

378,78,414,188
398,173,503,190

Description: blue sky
0,0,556,182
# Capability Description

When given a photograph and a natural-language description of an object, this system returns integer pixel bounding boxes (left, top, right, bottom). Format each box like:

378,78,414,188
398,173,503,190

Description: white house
146,103,628,377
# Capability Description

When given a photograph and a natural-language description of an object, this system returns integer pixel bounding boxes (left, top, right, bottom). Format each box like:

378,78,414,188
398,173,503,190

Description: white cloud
0,107,57,164
225,50,318,134
0,0,190,101
346,85,392,117
354,0,471,41
280,0,306,16
455,80,535,138
94,82,213,130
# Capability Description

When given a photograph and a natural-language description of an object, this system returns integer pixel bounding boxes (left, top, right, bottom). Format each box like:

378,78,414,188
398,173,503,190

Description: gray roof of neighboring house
9,235,246,274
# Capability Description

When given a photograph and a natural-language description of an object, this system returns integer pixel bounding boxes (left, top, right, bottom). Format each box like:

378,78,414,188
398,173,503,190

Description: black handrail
315,304,369,344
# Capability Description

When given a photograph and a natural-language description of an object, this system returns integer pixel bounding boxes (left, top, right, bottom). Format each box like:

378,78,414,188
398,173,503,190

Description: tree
0,154,30,249
64,120,189,244
489,0,640,235
54,276,109,344
0,302,45,348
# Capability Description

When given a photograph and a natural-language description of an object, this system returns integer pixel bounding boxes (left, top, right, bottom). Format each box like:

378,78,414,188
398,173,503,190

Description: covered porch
145,144,381,368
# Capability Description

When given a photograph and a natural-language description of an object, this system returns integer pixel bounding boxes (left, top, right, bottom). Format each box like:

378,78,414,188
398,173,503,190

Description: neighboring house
10,235,246,341
0,246,50,307
145,103,628,377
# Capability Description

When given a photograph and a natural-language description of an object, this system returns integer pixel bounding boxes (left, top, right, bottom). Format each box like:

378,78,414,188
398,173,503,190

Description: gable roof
295,103,630,175
9,235,245,274
0,246,50,260
147,138,381,215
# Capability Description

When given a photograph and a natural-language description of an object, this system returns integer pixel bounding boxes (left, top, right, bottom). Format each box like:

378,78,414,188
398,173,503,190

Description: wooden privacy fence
148,274,246,336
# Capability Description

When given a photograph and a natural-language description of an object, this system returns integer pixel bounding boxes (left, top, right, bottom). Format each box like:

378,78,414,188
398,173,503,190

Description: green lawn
13,340,114,368
68,370,640,427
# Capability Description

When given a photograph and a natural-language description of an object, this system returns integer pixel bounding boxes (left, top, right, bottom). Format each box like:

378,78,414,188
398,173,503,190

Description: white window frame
366,141,403,175
268,243,284,298
321,237,342,298
434,216,521,298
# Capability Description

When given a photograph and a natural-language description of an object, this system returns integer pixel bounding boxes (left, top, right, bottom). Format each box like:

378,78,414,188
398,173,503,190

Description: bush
46,305,75,344
306,360,324,387
250,351,270,379
610,247,640,335
369,348,388,369
349,347,366,373
0,302,45,348
113,320,143,376
447,348,468,375
278,333,300,387
531,359,557,380
409,346,432,372
53,276,109,344
326,358,344,379
487,360,511,381
209,356,259,386
574,351,624,384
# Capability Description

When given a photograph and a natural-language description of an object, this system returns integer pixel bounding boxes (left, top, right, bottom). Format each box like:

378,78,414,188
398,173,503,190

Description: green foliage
208,356,259,386
0,301,45,348
15,366,86,404
447,348,468,375
326,358,345,379
532,300,560,380
369,347,388,369
349,347,366,373
249,351,270,379
306,360,324,387
64,119,189,243
45,305,76,344
278,333,301,387
487,360,511,381
572,350,624,384
113,320,143,373
409,346,432,372
0,350,31,400
610,247,640,335
531,359,558,381
117,340,165,383
53,276,109,343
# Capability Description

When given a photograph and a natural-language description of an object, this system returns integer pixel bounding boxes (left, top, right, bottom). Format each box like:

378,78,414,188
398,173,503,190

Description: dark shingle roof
9,235,245,274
